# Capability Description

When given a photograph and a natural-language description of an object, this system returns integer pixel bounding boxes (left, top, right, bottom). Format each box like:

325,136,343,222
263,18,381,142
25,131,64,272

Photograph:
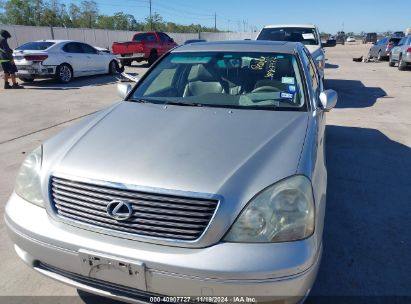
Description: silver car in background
368,36,402,61
5,41,337,304
13,40,118,83
257,24,326,79
389,35,411,70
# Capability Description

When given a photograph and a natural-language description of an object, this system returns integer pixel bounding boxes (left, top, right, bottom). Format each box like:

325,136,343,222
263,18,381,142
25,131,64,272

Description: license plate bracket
79,249,146,291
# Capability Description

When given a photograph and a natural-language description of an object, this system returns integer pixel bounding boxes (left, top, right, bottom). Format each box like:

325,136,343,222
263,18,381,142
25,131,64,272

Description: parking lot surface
0,44,410,301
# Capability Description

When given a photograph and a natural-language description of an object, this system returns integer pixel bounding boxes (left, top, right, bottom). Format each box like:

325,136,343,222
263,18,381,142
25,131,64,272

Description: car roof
173,40,300,54
31,40,73,43
263,24,316,29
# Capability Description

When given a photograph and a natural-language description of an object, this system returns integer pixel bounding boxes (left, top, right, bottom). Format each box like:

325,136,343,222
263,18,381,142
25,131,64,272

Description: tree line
0,0,219,33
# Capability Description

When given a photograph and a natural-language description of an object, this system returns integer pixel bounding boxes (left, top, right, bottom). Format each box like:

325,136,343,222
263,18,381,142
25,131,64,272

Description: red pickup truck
112,32,178,66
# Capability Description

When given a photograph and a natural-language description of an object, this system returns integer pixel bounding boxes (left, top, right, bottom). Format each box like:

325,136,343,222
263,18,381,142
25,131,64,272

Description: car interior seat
183,64,228,97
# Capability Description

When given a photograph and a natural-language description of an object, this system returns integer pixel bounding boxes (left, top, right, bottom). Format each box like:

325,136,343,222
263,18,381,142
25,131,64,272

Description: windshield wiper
164,101,203,107
128,98,166,104
128,98,202,107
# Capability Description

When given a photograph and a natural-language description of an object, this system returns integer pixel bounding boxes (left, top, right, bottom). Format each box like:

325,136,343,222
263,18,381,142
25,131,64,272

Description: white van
257,24,326,79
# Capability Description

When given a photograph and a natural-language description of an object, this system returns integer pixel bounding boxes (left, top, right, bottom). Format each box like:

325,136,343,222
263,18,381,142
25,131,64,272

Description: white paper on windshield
281,92,293,99
281,77,295,85
302,33,315,40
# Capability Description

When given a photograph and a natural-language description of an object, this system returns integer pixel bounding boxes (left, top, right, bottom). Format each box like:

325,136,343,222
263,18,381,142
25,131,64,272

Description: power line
149,0,152,30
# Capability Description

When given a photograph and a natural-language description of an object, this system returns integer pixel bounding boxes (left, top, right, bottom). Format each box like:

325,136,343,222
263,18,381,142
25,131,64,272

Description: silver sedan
5,41,337,304
389,35,411,70
13,40,118,83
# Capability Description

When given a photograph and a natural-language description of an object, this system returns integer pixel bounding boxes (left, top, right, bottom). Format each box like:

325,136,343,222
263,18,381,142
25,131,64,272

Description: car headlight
224,175,315,243
15,146,45,207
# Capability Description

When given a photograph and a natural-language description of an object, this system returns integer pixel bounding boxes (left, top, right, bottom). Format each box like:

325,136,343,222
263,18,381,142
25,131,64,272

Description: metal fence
0,24,257,49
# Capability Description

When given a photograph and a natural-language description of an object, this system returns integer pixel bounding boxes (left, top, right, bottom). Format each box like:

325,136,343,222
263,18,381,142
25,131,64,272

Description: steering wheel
251,86,281,93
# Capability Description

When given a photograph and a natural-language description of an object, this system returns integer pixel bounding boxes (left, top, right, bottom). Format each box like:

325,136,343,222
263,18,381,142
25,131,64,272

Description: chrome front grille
50,176,218,241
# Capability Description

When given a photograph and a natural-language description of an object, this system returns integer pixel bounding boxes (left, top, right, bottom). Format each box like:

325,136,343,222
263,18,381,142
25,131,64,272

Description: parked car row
367,35,411,71
6,22,338,304
367,36,402,61
11,32,211,83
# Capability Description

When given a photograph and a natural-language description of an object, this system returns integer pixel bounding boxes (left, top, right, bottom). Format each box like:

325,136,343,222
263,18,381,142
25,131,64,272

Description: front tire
55,63,73,83
108,60,118,74
389,55,395,67
148,50,158,66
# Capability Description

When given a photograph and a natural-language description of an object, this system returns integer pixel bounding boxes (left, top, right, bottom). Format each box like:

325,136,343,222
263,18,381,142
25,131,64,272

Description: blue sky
66,0,409,33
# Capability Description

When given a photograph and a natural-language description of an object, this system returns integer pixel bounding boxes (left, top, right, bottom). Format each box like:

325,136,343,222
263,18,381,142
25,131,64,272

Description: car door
146,33,159,55
80,43,106,75
62,42,87,76
370,39,381,57
391,37,406,60
159,33,177,54
300,48,327,208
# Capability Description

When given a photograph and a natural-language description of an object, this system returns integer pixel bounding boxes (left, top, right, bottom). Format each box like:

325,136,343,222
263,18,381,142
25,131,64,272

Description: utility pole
149,0,153,30
214,12,217,32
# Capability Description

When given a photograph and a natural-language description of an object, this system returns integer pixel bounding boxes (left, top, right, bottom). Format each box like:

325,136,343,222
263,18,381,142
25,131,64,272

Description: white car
257,24,326,79
13,40,118,83
346,37,356,43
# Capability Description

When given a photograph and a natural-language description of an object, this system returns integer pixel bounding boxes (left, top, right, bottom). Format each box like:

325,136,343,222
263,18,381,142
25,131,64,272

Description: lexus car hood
45,102,308,203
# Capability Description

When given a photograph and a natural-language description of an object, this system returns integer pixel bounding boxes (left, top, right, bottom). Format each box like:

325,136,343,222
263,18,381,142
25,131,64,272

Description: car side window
147,34,157,42
63,42,84,53
303,49,320,97
80,43,97,54
133,34,147,42
159,33,172,43
143,67,179,96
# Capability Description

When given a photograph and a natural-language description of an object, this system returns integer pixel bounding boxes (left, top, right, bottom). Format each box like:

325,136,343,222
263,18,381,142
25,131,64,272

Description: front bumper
5,193,322,303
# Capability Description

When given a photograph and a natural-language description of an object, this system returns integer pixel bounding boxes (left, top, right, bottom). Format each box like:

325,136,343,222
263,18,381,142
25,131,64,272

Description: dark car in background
336,31,346,45
368,36,402,61
392,31,405,38
362,32,378,44
324,36,336,47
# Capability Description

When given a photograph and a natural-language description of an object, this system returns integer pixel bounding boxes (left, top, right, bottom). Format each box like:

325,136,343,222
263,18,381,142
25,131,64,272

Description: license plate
16,65,32,70
79,250,146,290
133,53,145,58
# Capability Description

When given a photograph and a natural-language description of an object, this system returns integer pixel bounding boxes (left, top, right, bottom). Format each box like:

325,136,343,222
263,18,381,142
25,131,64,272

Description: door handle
67,55,72,58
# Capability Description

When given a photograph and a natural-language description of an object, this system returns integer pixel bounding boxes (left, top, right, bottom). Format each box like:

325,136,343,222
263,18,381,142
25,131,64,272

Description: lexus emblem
106,200,133,221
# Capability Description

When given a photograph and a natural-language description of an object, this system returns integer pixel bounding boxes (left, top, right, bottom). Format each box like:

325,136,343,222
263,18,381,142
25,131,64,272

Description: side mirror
169,38,174,43
117,83,132,99
319,89,338,111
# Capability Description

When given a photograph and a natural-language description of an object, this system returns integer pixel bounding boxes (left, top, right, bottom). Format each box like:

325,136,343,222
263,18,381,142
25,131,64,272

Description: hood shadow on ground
324,79,387,108
309,125,411,301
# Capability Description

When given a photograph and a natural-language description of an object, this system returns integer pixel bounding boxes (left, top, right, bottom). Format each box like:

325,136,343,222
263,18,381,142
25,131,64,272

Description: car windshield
129,52,306,111
257,27,319,46
16,42,55,50
389,38,402,45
